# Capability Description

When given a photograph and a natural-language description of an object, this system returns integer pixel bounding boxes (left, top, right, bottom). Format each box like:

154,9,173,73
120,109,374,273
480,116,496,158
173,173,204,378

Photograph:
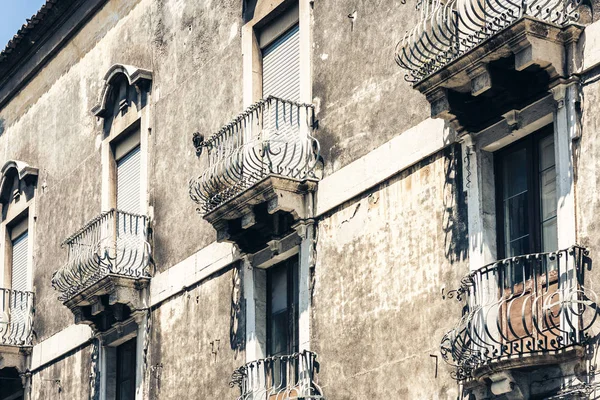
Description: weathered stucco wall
0,0,243,343
148,267,244,399
312,0,431,176
312,147,468,399
575,78,600,293
30,345,92,400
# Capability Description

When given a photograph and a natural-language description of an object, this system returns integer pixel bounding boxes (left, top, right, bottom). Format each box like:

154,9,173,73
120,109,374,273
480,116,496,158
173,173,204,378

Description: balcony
440,246,596,384
189,97,320,253
395,0,585,131
51,209,151,331
0,288,34,372
230,351,324,400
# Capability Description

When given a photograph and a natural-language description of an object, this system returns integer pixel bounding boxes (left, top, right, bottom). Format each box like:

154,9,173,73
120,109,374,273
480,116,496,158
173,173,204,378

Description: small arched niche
0,160,38,222
91,64,152,135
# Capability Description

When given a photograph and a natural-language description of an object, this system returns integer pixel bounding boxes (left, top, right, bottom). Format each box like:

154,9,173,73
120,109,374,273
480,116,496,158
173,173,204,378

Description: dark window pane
116,338,137,400
502,147,528,197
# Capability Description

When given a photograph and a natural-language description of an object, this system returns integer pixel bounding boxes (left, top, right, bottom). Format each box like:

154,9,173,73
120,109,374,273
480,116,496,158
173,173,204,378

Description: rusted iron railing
440,246,597,380
51,209,151,301
230,351,324,400
0,288,34,346
396,0,582,82
189,96,320,215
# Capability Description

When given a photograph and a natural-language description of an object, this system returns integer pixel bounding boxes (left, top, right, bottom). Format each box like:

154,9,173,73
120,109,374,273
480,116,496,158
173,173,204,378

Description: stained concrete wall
0,0,470,398
312,147,468,399
147,267,244,400
29,345,92,400
575,78,600,293
0,0,243,342
312,0,431,176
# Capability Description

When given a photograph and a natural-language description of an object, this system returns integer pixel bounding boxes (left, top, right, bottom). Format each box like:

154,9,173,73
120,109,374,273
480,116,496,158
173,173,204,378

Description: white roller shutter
11,232,28,293
117,145,141,215
10,231,28,337
262,24,302,173
263,24,300,102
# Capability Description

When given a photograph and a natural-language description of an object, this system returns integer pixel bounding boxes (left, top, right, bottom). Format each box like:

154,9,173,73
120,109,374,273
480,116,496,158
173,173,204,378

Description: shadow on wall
230,262,245,355
442,140,468,264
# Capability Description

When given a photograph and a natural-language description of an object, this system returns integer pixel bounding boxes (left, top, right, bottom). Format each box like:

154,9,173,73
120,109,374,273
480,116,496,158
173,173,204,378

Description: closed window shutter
262,24,300,102
117,145,141,215
10,231,28,338
11,232,28,293
262,24,302,171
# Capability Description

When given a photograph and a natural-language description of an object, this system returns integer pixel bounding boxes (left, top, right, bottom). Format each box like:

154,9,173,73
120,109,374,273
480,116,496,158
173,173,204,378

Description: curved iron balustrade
189,96,320,215
230,350,324,400
0,288,34,347
440,246,597,381
51,209,151,301
395,0,582,82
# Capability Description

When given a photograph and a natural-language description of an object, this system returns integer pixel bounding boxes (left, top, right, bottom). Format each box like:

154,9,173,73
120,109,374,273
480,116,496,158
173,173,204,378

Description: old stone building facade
0,0,599,399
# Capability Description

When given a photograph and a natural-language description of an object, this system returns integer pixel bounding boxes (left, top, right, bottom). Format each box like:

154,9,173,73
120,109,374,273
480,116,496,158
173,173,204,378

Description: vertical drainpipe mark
348,11,357,32
430,354,438,378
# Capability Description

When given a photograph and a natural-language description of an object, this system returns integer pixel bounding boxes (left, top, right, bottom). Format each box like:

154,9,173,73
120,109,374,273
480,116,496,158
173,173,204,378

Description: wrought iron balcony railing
230,351,324,400
189,96,320,215
440,246,597,381
395,0,582,82
0,288,34,347
51,209,151,301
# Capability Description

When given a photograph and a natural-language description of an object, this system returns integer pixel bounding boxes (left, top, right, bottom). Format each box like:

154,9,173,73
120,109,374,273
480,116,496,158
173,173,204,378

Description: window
267,257,299,358
116,338,137,400
113,130,142,215
495,125,557,259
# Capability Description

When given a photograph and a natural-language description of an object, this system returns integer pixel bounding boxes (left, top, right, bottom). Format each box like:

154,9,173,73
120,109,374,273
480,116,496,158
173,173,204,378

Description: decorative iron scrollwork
0,288,34,347
396,0,582,82
440,246,598,381
230,351,324,400
189,96,320,215
51,209,152,301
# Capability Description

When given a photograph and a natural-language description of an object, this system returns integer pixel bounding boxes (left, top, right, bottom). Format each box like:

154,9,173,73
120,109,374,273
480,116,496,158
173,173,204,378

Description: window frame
494,124,555,259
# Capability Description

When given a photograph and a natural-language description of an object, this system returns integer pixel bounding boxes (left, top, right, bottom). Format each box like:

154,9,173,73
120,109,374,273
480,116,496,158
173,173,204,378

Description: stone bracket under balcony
65,275,149,332
415,18,583,133
0,345,30,373
204,176,317,254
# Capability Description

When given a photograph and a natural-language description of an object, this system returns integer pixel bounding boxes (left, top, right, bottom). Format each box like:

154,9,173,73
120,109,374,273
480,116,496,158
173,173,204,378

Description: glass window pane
506,236,530,259
502,147,528,197
270,266,287,314
542,218,558,253
504,192,529,254
540,167,557,221
270,310,288,356
539,134,555,171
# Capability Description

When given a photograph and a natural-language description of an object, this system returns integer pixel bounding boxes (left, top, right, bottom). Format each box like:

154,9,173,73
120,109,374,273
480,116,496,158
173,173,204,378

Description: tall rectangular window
267,257,299,357
262,23,300,102
116,338,137,400
116,144,141,215
496,125,558,259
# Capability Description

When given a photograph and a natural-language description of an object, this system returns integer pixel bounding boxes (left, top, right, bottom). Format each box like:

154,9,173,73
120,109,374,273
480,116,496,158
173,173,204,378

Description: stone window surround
241,0,315,364
0,161,38,293
462,82,578,270
242,0,312,107
97,317,145,400
94,64,153,400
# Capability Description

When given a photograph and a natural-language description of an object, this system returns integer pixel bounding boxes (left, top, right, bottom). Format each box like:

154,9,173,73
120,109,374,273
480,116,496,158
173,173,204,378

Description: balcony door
495,125,559,343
